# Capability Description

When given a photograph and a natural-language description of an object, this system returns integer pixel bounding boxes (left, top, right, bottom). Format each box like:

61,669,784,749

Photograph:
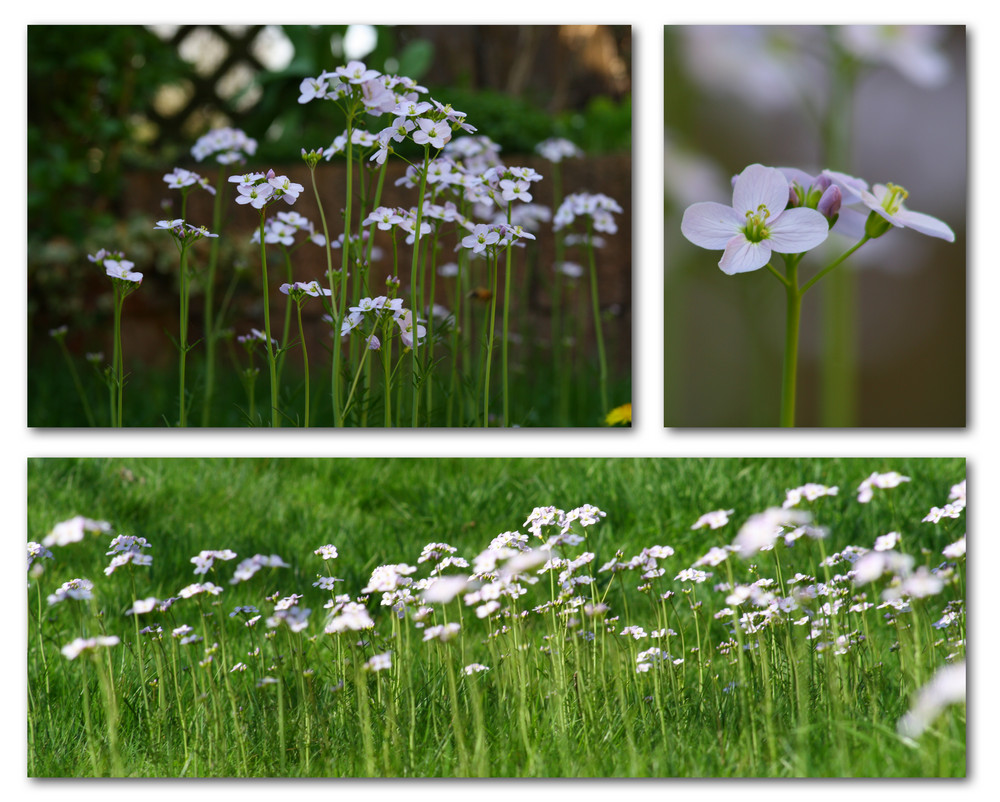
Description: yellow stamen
743,204,772,242
882,183,909,215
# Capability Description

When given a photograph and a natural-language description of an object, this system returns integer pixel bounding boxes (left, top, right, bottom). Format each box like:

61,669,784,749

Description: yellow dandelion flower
605,403,631,426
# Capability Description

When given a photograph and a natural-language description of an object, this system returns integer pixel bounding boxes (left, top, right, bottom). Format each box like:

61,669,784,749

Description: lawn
27,457,966,777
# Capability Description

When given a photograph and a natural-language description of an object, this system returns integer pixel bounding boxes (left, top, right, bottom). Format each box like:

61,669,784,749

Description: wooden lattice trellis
146,25,271,147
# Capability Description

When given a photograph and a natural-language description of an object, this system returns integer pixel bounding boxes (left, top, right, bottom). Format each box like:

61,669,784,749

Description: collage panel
664,25,966,427
21,15,978,790
27,456,966,777
28,25,632,428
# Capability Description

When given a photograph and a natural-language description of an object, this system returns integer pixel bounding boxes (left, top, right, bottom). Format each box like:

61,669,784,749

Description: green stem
55,336,96,426
200,168,226,427
586,222,609,415
332,111,356,427
820,45,859,427
409,144,431,427
178,244,189,428
502,207,513,426
113,287,124,427
342,332,372,422
780,259,801,428
296,301,310,427
800,236,871,295
483,250,499,427
277,247,294,386
383,321,393,428
258,213,280,427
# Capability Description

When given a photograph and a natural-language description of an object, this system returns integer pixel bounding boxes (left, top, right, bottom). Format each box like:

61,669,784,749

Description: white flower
47,578,95,605
421,575,473,604
681,164,829,275
851,549,915,585
873,532,901,552
191,549,238,575
732,508,810,558
860,183,954,242
325,602,374,633
178,582,223,598
942,536,966,560
897,661,965,739
42,516,113,547
691,509,735,530
836,26,951,89
536,137,583,163
694,546,731,567
423,623,461,643
783,484,839,508
126,597,159,616
857,471,911,503
364,652,392,672
61,635,119,660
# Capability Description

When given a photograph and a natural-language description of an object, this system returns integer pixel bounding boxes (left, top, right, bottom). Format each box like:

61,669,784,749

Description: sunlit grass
27,458,965,777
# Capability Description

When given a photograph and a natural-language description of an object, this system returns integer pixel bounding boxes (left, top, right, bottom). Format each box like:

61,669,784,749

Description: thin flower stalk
256,212,280,427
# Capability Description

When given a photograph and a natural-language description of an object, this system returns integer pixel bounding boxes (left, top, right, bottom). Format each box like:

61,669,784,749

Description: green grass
27,457,966,777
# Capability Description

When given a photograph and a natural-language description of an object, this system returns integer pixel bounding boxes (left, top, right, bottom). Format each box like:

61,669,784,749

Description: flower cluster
191,549,238,575
682,162,955,275
89,249,143,285
163,167,217,195
47,578,95,606
280,281,333,302
857,471,911,503
154,219,219,243
554,192,624,236
231,170,304,211
340,295,427,350
42,516,113,548
535,137,584,163
191,126,258,165
298,60,473,163
61,635,120,661
782,483,839,508
251,211,326,247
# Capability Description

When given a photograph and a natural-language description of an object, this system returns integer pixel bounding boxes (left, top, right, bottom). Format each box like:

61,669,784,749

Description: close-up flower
860,183,955,241
681,164,831,275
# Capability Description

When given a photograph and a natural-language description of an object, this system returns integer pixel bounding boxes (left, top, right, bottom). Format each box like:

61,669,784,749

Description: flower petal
681,202,743,249
822,169,869,203
860,187,900,224
893,208,956,242
733,164,789,217
767,207,830,254
719,235,771,275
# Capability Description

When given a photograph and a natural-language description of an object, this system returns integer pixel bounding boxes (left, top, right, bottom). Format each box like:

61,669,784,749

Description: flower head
897,661,965,740
191,126,257,164
105,259,144,284
61,635,119,661
42,516,112,548
536,137,583,163
681,163,830,274
860,183,955,242
47,578,95,606
691,509,735,530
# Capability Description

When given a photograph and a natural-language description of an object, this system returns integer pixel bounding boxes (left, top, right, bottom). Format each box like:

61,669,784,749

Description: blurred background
664,25,966,427
27,24,631,426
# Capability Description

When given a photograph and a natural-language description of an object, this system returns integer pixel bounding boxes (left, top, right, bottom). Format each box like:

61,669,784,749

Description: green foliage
27,26,189,244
